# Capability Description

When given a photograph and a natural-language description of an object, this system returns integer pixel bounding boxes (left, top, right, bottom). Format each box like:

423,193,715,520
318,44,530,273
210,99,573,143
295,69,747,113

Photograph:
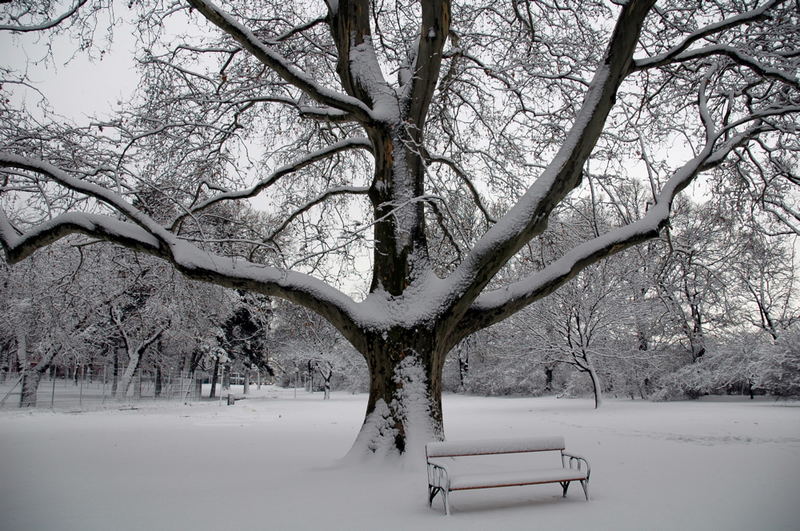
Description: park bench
425,436,590,515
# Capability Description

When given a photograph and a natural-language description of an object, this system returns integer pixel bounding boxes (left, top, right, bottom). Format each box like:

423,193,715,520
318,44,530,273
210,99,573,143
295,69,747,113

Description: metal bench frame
425,438,591,515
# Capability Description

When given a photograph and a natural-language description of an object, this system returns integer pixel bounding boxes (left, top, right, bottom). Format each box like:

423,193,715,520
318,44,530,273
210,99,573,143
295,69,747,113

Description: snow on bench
425,436,590,515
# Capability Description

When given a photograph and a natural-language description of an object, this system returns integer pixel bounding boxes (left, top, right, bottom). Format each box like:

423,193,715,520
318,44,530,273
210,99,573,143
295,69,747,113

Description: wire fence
0,370,211,410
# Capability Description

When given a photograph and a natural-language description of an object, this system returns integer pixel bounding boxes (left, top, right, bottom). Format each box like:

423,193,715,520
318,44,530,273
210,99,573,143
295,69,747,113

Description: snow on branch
0,211,162,264
0,0,89,32
0,153,176,251
638,45,799,88
185,0,374,122
456,123,773,339
439,0,656,320
0,153,365,348
632,0,783,72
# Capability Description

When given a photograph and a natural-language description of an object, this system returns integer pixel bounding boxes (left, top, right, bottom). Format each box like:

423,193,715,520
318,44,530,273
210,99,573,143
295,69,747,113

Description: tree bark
348,333,445,459
209,357,220,398
19,370,43,407
154,365,162,397
458,352,469,391
116,352,141,399
587,366,603,409
111,347,120,396
222,362,231,390
545,366,554,393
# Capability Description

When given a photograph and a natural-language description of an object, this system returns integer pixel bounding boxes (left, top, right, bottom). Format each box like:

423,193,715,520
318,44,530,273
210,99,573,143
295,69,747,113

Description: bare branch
425,153,496,224
265,185,369,242
171,137,372,230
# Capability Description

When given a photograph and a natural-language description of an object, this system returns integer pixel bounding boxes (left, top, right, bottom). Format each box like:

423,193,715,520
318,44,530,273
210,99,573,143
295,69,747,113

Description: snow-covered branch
0,154,366,349
455,124,769,340
0,0,89,32
185,0,374,121
0,211,163,264
632,0,784,72
637,44,799,88
440,0,655,324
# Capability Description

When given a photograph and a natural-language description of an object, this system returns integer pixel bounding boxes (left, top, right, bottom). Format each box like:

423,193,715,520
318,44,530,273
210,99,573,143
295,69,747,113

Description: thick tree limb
404,0,451,132
439,0,656,328
452,124,772,344
186,0,374,121
0,153,366,350
327,0,396,117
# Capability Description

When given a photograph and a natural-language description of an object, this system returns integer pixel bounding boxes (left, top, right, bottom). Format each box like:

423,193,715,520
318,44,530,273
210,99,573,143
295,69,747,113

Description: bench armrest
562,452,591,480
427,460,451,490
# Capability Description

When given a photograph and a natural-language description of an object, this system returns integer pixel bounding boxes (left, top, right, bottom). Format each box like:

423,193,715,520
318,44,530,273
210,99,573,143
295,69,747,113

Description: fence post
79,365,84,409
51,369,56,409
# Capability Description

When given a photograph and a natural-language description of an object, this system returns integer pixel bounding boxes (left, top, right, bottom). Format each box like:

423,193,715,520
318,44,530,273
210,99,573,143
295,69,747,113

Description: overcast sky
2,14,139,123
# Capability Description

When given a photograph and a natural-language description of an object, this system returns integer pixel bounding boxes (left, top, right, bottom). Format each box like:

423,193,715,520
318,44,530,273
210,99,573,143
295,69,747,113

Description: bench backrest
426,436,566,459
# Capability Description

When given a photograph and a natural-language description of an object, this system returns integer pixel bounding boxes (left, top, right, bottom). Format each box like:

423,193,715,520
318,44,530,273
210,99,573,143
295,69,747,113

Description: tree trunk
154,365,162,397
222,363,230,390
544,366,554,393
116,351,141,399
348,337,444,460
458,352,469,392
19,370,43,408
209,357,220,398
111,348,120,396
587,366,603,409
243,369,250,395
134,368,143,399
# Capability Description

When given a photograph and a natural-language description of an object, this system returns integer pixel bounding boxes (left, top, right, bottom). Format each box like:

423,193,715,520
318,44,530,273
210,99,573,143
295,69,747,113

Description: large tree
1,0,798,456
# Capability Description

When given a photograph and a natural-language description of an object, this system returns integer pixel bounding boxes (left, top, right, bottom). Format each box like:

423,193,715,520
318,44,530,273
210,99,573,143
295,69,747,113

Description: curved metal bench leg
429,486,441,507
580,480,589,501
560,481,570,497
443,490,451,515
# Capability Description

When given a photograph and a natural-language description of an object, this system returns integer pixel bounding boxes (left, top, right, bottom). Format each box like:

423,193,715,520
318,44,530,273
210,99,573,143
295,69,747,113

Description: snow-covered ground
1,388,798,531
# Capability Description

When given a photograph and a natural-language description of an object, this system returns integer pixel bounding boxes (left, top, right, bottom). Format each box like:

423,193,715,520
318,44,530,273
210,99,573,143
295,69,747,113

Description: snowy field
1,388,798,531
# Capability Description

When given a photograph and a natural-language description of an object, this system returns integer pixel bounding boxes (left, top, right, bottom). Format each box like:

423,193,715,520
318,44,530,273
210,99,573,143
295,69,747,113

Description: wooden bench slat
449,467,589,491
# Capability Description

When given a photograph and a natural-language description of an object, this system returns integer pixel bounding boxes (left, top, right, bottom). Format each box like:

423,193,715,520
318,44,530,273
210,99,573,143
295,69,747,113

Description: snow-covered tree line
440,193,800,405
0,240,363,406
1,0,798,456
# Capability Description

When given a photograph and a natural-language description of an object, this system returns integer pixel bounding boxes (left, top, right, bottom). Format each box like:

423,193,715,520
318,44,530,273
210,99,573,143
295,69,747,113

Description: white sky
1,9,139,122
